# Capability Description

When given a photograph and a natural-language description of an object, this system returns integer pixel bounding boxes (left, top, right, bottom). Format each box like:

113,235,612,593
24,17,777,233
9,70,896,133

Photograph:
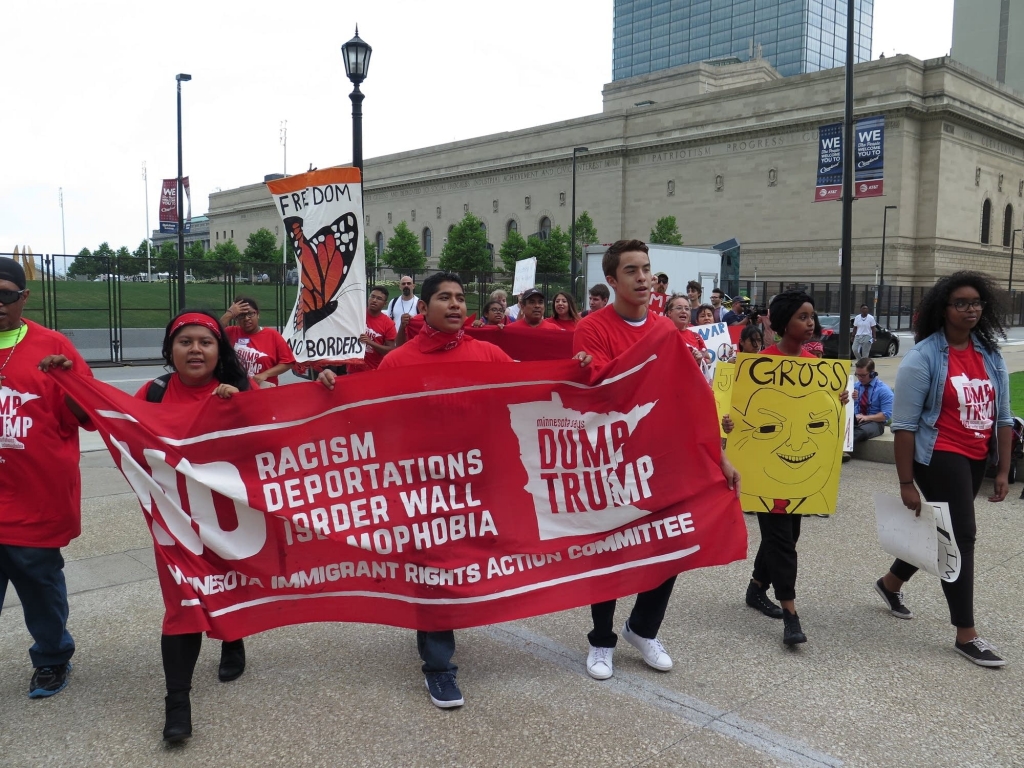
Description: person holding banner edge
318,272,591,708
874,272,1011,668
573,240,740,680
721,289,849,646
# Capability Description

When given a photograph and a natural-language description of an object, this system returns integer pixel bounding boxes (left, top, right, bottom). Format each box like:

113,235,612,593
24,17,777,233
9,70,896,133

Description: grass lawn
22,280,298,330
1011,371,1024,417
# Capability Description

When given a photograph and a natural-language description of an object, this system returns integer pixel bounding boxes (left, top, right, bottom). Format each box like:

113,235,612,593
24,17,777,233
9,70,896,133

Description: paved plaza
2,341,1023,767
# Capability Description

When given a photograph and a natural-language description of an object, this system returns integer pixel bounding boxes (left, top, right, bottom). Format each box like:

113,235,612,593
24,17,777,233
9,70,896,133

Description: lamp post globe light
341,26,372,172
175,72,192,311
570,146,588,301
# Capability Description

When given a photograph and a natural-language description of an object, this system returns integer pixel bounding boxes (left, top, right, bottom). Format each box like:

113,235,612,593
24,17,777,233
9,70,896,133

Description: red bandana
170,313,222,339
417,323,464,353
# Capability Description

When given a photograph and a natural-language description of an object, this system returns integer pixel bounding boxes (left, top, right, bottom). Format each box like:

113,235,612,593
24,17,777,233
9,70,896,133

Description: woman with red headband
137,310,255,743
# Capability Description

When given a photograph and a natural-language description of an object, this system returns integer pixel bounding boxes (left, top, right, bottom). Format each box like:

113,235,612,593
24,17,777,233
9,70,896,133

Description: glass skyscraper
613,0,874,80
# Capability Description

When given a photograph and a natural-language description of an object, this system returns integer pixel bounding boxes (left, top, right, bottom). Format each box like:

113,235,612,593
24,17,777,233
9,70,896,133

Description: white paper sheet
873,494,961,582
512,258,537,295
843,374,855,452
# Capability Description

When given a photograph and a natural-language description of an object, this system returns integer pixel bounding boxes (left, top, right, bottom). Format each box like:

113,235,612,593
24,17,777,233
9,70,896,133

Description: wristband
899,480,914,485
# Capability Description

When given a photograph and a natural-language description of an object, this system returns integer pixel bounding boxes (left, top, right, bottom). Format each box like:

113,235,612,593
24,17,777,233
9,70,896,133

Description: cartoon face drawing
731,388,840,500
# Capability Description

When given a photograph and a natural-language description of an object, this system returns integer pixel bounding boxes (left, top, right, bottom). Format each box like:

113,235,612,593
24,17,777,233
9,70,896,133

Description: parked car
818,313,900,358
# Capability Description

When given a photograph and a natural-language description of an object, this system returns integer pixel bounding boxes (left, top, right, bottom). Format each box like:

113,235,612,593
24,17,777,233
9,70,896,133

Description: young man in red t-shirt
350,286,397,372
573,240,740,681
1,257,92,699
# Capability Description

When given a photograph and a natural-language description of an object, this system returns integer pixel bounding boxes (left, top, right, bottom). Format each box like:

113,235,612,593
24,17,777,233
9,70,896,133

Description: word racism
54,324,745,638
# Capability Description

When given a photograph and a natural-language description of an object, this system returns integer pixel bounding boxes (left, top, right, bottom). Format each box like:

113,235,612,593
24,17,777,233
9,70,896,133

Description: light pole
175,73,191,311
878,204,896,319
838,0,856,359
59,187,66,254
570,146,589,301
1009,227,1022,292
143,162,152,280
341,26,372,172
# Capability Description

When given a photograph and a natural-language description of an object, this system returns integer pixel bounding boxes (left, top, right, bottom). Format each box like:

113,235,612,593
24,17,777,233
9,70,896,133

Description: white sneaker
586,645,614,679
622,622,673,671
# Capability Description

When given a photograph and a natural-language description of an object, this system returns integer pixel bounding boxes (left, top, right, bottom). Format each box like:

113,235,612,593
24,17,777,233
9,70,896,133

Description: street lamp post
175,73,191,311
837,0,856,359
878,204,897,320
1009,227,1022,293
341,26,372,172
570,146,588,301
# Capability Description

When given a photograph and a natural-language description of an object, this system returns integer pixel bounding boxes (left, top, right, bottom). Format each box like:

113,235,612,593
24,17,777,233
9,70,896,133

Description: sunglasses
0,289,26,305
237,311,258,319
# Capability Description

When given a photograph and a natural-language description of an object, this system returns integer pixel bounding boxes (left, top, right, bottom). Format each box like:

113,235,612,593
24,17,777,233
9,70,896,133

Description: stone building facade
208,54,1024,288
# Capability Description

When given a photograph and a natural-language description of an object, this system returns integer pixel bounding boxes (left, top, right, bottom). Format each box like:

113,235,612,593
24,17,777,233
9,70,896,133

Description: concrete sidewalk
2,449,1024,767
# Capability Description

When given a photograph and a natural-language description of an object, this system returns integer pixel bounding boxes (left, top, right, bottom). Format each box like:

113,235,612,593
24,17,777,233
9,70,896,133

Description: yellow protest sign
712,363,735,439
725,353,847,515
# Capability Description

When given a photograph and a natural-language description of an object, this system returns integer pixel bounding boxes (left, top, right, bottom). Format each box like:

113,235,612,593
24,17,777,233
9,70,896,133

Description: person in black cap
0,257,93,699
518,288,548,328
722,295,751,326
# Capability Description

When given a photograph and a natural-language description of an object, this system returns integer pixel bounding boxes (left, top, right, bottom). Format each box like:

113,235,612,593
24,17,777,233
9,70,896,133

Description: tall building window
375,231,384,256
423,227,432,258
981,199,992,244
506,219,518,238
1003,204,1014,247
539,217,551,241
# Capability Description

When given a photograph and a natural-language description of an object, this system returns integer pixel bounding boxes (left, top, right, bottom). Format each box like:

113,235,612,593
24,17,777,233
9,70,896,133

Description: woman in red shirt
723,290,848,647
664,294,711,366
220,296,296,385
545,291,581,331
874,272,1011,667
137,310,255,743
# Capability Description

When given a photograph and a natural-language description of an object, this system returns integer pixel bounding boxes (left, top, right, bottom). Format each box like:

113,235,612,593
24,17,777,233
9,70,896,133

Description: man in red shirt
353,286,397,371
648,272,669,315
518,288,549,328
1,257,92,699
573,240,740,680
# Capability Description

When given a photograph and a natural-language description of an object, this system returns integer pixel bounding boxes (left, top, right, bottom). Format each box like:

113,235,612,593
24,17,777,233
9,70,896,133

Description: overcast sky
1,0,954,257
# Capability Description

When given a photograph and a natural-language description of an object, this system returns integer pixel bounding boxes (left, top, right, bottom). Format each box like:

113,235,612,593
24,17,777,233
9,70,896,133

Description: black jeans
588,576,676,648
751,513,802,602
890,451,985,628
161,633,243,692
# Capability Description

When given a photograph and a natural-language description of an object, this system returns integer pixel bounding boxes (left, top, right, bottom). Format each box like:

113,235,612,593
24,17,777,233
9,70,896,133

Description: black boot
218,639,246,682
745,581,783,618
782,609,807,646
163,691,192,743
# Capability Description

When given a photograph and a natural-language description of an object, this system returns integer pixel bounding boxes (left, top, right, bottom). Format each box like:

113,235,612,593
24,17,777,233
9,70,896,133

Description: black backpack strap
146,373,174,403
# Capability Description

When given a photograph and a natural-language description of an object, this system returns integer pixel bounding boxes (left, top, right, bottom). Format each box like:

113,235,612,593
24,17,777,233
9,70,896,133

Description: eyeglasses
0,289,26,305
237,311,257,319
947,299,985,311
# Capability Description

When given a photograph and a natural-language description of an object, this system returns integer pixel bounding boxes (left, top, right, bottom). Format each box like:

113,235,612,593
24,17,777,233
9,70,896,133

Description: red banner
464,323,575,360
55,327,745,639
159,177,191,234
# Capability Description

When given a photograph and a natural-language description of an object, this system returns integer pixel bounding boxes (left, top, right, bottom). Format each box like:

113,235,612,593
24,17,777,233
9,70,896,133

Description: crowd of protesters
1,244,1013,749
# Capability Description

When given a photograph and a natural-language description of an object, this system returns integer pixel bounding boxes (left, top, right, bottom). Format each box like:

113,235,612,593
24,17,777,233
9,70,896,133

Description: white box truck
582,243,723,301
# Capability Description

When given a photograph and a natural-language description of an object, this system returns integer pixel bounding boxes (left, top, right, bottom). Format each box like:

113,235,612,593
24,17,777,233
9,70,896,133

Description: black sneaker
874,578,913,619
782,610,807,645
745,581,783,618
425,672,464,708
28,662,72,699
955,638,1006,668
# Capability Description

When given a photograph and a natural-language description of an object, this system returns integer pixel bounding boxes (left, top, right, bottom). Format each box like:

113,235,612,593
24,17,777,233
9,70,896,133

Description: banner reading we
55,326,745,639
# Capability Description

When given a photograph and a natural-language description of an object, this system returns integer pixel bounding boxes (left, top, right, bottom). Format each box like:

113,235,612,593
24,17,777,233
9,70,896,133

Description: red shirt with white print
225,326,295,385
933,341,995,460
0,321,93,548
350,311,397,372
648,291,668,315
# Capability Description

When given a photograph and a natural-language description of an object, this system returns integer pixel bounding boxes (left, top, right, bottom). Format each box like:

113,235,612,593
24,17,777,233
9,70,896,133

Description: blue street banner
813,116,885,201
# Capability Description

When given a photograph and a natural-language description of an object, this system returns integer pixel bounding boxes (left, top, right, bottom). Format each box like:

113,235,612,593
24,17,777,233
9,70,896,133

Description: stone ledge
852,429,895,464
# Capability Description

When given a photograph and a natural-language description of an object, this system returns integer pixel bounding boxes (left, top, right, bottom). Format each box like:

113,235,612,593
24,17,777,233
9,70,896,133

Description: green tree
132,239,151,261
67,247,102,279
524,226,571,275
186,241,220,279
382,221,426,273
243,228,279,265
364,236,377,267
208,240,243,275
439,213,491,274
155,242,179,275
499,228,527,273
572,211,598,261
649,215,683,246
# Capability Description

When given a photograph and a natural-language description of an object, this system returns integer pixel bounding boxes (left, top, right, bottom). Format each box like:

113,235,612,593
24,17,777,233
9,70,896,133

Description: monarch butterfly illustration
285,212,359,332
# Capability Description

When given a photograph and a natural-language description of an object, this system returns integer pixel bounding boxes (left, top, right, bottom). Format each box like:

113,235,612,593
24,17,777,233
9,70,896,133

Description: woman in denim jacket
874,272,1012,667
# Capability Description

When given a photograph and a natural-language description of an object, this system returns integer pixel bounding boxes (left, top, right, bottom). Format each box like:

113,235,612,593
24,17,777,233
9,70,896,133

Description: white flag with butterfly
266,166,366,368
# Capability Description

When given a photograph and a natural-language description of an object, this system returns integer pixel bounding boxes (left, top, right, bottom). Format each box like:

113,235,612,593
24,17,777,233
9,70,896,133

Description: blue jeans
0,545,75,668
417,630,456,675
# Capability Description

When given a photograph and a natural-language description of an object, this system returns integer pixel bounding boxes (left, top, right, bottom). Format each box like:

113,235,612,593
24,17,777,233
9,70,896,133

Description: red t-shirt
544,317,577,331
225,326,295,385
0,321,93,548
572,304,675,369
761,344,817,359
648,292,668,315
135,375,221,403
379,331,514,370
933,342,995,460
680,329,707,351
358,310,397,371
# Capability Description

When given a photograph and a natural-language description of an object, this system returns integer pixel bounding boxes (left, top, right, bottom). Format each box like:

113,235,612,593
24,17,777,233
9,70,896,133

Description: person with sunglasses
648,273,670,315
220,296,295,385
1,258,93,701
874,271,1012,667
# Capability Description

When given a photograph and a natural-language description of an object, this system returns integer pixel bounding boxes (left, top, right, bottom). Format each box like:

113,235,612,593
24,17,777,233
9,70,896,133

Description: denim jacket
891,331,1012,466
